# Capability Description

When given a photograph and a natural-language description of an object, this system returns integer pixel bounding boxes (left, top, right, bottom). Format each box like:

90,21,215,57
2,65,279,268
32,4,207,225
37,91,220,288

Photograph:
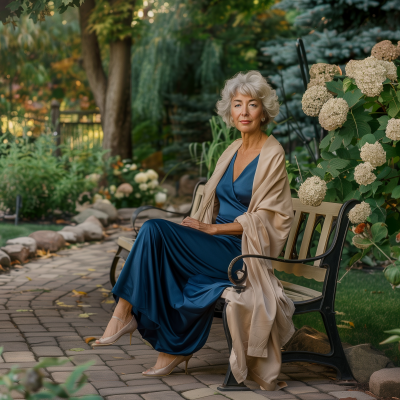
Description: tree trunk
79,0,132,159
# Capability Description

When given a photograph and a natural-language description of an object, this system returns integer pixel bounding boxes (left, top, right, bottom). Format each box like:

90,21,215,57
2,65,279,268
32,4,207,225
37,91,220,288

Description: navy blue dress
113,152,259,355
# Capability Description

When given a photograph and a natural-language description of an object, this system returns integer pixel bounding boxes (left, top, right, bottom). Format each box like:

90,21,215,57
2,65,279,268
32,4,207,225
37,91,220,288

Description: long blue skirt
112,218,242,355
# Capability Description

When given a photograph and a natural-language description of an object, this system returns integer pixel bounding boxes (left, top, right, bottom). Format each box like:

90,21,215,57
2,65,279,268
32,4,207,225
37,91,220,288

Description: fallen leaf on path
16,309,32,312
26,276,32,281
78,304,91,307
69,348,86,352
0,265,6,271
112,224,119,228
56,301,74,308
96,284,104,287
102,299,115,304
121,227,133,232
85,337,97,344
72,290,88,297
79,313,96,318
336,311,345,315
107,250,117,253
11,260,21,265
98,288,110,293
87,268,96,272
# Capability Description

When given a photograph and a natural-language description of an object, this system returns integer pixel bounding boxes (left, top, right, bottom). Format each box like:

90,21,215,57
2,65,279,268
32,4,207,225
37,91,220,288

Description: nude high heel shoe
92,316,137,348
142,354,193,377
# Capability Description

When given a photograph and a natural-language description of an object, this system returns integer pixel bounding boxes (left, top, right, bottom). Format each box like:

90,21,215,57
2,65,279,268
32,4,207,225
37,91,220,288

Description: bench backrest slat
190,183,205,218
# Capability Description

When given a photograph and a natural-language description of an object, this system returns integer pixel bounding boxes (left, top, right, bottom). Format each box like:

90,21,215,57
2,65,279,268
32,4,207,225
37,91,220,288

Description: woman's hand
181,217,216,235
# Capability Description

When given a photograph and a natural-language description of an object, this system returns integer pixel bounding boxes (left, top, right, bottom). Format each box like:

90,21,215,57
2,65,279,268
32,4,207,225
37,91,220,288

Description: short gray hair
216,70,279,128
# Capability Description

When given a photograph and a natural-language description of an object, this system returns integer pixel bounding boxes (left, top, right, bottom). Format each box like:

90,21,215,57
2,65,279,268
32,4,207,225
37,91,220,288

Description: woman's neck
240,130,267,153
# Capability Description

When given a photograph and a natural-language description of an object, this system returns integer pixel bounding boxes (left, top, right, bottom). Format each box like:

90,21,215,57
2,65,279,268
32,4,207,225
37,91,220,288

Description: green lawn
0,223,63,247
275,268,400,365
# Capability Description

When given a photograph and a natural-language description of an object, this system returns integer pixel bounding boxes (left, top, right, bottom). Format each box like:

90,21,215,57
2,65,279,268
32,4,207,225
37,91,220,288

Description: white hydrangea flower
360,141,386,167
298,176,327,207
345,60,360,79
135,193,141,198
148,179,159,189
348,201,372,224
353,56,387,97
146,169,158,180
114,192,125,199
375,59,397,81
134,172,149,183
109,185,117,194
86,173,101,183
155,192,167,204
354,162,376,186
92,193,103,203
318,98,349,131
139,183,148,191
129,163,138,171
352,234,371,249
386,118,400,141
301,85,334,117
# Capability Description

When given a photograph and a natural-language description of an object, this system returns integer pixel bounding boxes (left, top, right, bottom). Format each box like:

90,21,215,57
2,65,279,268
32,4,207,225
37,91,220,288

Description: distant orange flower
396,232,400,243
354,223,366,234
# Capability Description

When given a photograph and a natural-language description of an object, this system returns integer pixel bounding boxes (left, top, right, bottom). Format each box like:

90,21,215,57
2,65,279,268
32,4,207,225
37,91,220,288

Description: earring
230,116,234,125
261,117,265,122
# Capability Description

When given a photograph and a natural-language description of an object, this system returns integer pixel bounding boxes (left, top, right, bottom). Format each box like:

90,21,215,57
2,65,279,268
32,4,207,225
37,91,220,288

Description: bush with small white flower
298,40,400,288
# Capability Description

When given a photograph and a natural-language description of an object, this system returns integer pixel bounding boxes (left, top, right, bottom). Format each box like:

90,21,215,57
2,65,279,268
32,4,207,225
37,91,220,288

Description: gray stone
328,391,376,399
160,183,176,197
61,226,85,243
344,343,395,383
92,200,118,221
6,237,37,256
143,391,185,400
58,231,78,244
0,250,11,268
84,215,104,229
369,367,400,397
284,326,351,354
76,222,104,241
28,231,66,252
72,209,109,226
1,244,30,263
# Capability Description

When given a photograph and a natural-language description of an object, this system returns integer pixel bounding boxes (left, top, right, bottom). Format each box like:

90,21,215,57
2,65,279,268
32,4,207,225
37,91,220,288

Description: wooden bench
109,181,358,390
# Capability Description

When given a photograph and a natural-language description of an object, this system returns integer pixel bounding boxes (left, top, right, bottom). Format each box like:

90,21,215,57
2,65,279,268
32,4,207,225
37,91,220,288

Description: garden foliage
0,135,105,218
298,49,400,288
0,347,101,400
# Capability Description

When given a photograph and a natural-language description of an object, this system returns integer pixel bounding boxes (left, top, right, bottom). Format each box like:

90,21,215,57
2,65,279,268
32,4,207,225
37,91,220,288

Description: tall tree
2,0,134,158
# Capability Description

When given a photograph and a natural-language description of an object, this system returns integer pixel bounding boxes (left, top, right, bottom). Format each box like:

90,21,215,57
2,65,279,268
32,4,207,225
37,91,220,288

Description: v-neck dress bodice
112,151,259,356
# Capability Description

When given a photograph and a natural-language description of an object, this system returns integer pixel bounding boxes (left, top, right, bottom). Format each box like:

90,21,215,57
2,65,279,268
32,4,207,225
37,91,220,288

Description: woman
94,71,295,390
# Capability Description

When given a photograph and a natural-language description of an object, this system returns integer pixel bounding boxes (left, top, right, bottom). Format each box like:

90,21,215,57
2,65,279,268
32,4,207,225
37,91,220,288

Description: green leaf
352,236,372,248
382,143,398,159
64,361,94,393
392,185,400,199
325,80,344,95
385,328,400,335
343,188,361,201
343,77,353,92
373,240,391,261
321,151,335,160
319,132,334,149
311,167,325,179
343,88,363,108
376,166,392,180
384,177,399,194
329,135,343,152
377,115,390,129
348,252,363,267
388,96,400,118
384,264,400,286
358,133,376,148
380,335,400,345
372,181,382,194
371,223,388,243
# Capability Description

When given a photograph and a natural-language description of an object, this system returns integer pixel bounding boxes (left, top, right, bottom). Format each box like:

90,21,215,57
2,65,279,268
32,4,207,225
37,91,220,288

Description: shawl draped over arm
192,135,295,391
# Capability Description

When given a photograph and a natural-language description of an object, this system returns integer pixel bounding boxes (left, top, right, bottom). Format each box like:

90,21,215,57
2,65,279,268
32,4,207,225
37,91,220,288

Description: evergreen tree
261,0,400,157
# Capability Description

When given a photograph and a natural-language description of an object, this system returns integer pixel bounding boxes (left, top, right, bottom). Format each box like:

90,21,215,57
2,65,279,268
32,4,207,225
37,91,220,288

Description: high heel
142,354,193,377
92,316,137,348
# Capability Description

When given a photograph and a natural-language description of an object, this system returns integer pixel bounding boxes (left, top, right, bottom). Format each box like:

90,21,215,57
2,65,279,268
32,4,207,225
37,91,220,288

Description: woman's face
231,92,264,134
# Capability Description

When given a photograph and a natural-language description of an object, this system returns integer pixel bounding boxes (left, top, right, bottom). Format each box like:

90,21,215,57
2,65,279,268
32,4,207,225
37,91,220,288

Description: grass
0,222,63,247
275,268,400,365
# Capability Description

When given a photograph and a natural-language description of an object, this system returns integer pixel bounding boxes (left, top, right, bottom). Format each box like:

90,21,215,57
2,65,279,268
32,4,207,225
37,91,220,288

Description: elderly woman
94,70,295,390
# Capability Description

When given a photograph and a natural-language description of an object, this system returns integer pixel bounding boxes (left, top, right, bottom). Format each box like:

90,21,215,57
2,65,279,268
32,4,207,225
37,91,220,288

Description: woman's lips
240,120,251,124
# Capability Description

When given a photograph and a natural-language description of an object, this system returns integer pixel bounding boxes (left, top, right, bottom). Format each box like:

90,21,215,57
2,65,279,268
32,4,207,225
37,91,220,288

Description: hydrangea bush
298,40,400,288
96,157,166,208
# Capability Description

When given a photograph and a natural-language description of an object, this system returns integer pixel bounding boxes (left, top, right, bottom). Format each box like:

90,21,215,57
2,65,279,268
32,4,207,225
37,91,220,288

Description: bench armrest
131,206,190,229
227,252,331,286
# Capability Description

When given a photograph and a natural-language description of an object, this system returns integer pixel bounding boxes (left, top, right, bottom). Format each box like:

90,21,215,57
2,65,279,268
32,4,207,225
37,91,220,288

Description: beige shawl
192,135,295,391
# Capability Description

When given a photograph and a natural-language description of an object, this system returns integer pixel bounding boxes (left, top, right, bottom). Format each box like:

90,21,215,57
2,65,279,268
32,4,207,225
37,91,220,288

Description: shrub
298,41,400,288
0,135,105,219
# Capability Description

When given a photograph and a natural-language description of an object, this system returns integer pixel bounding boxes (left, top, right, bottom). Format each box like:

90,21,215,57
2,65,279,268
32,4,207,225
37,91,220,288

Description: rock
0,250,11,268
1,244,30,263
284,326,331,354
117,208,135,221
179,203,192,215
72,209,109,227
28,231,66,252
344,344,395,383
160,183,176,197
61,226,85,243
77,222,104,241
178,174,202,196
117,183,133,196
84,215,104,229
58,231,78,244
6,237,37,257
92,200,118,221
369,367,400,397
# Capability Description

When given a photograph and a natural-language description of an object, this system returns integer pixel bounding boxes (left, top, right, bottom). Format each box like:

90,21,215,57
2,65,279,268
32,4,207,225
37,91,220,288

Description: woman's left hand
181,217,216,235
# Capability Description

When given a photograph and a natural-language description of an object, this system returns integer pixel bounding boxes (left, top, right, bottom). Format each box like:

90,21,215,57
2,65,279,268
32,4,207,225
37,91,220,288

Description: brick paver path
0,229,377,399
